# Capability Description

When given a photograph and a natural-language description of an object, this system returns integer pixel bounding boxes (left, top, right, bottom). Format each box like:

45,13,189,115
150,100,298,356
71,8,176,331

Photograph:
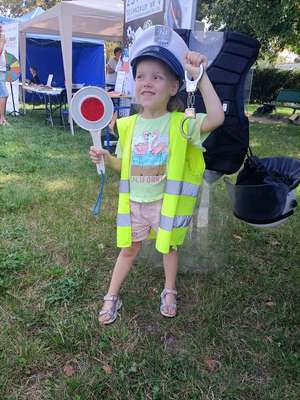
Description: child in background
90,25,224,325
28,66,41,85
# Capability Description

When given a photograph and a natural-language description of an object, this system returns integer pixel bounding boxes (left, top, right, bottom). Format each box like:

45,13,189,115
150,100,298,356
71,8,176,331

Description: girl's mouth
141,91,155,96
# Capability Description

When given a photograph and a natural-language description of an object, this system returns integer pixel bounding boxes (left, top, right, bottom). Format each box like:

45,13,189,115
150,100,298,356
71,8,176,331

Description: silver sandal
98,294,122,325
160,288,177,318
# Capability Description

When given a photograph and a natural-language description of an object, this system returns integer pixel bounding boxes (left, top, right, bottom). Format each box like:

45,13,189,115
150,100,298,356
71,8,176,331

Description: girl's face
135,59,179,117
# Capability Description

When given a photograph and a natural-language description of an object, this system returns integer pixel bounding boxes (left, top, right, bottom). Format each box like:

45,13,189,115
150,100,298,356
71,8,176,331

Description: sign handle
90,130,105,174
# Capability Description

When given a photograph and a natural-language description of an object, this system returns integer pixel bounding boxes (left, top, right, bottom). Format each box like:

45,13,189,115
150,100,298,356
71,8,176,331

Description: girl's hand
184,51,208,80
89,146,109,164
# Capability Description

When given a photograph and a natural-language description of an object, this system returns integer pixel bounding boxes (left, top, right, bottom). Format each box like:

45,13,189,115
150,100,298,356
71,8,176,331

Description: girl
90,26,224,325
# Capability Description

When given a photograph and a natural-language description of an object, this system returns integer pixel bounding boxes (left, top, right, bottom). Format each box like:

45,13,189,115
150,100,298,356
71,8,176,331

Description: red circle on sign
80,97,105,121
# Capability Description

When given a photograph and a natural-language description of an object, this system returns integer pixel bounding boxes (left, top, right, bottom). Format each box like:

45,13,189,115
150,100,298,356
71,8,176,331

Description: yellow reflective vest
116,112,206,254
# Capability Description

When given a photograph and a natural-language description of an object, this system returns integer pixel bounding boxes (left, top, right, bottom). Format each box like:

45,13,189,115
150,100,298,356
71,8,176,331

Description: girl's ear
170,80,179,96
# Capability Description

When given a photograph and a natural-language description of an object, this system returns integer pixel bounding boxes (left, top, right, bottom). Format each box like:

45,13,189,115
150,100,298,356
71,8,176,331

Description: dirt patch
248,113,291,125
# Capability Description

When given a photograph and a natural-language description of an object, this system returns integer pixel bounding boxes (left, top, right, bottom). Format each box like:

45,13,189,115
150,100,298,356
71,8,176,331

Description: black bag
253,104,276,116
225,152,300,226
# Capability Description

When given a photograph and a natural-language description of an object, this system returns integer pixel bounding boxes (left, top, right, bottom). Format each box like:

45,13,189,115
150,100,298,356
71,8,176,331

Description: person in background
106,47,122,91
28,66,41,85
0,24,9,126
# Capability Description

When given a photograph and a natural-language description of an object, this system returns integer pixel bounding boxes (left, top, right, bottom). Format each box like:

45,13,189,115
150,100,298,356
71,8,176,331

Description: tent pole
19,32,27,114
59,8,74,135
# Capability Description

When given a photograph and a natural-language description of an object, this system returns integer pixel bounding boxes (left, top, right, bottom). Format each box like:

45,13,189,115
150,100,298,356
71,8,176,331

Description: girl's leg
0,97,5,123
3,96,7,122
99,241,142,323
0,96,8,124
162,249,179,316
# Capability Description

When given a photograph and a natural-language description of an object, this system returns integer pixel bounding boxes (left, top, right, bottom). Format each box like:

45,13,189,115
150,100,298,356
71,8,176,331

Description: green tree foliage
197,0,300,57
251,68,300,102
0,0,60,17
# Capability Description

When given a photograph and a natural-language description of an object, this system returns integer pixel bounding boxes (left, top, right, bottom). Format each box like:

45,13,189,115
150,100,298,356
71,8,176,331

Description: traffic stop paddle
70,86,114,215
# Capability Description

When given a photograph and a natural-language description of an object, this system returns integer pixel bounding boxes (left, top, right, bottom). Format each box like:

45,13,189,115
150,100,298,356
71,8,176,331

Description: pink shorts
130,199,163,242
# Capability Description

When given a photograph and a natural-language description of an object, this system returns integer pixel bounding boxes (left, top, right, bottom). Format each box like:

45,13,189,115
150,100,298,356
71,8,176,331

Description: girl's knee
121,242,141,258
164,247,178,257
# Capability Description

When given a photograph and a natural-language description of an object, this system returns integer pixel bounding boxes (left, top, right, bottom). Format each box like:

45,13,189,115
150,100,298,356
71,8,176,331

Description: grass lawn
0,110,299,399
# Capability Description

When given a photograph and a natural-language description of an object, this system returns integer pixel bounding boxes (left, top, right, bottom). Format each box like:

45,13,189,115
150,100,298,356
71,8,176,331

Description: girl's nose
143,79,152,88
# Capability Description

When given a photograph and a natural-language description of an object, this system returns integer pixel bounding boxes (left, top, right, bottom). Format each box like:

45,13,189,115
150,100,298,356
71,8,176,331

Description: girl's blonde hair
167,94,185,112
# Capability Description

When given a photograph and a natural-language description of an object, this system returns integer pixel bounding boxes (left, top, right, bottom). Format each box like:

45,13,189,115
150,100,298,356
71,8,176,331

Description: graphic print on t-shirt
131,129,169,184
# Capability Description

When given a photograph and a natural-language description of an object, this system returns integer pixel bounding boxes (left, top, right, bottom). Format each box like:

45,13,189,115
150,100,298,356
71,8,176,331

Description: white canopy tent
19,0,124,133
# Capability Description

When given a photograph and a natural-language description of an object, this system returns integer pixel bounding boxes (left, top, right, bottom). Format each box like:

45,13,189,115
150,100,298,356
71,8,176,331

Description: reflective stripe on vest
117,213,131,226
160,214,192,231
165,179,199,197
119,179,130,193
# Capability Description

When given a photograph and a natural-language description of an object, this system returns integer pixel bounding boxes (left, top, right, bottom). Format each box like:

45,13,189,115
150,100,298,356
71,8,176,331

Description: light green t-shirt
116,112,207,202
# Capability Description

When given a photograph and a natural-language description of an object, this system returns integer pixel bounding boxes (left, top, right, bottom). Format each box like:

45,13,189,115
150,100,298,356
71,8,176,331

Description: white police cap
130,25,189,85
